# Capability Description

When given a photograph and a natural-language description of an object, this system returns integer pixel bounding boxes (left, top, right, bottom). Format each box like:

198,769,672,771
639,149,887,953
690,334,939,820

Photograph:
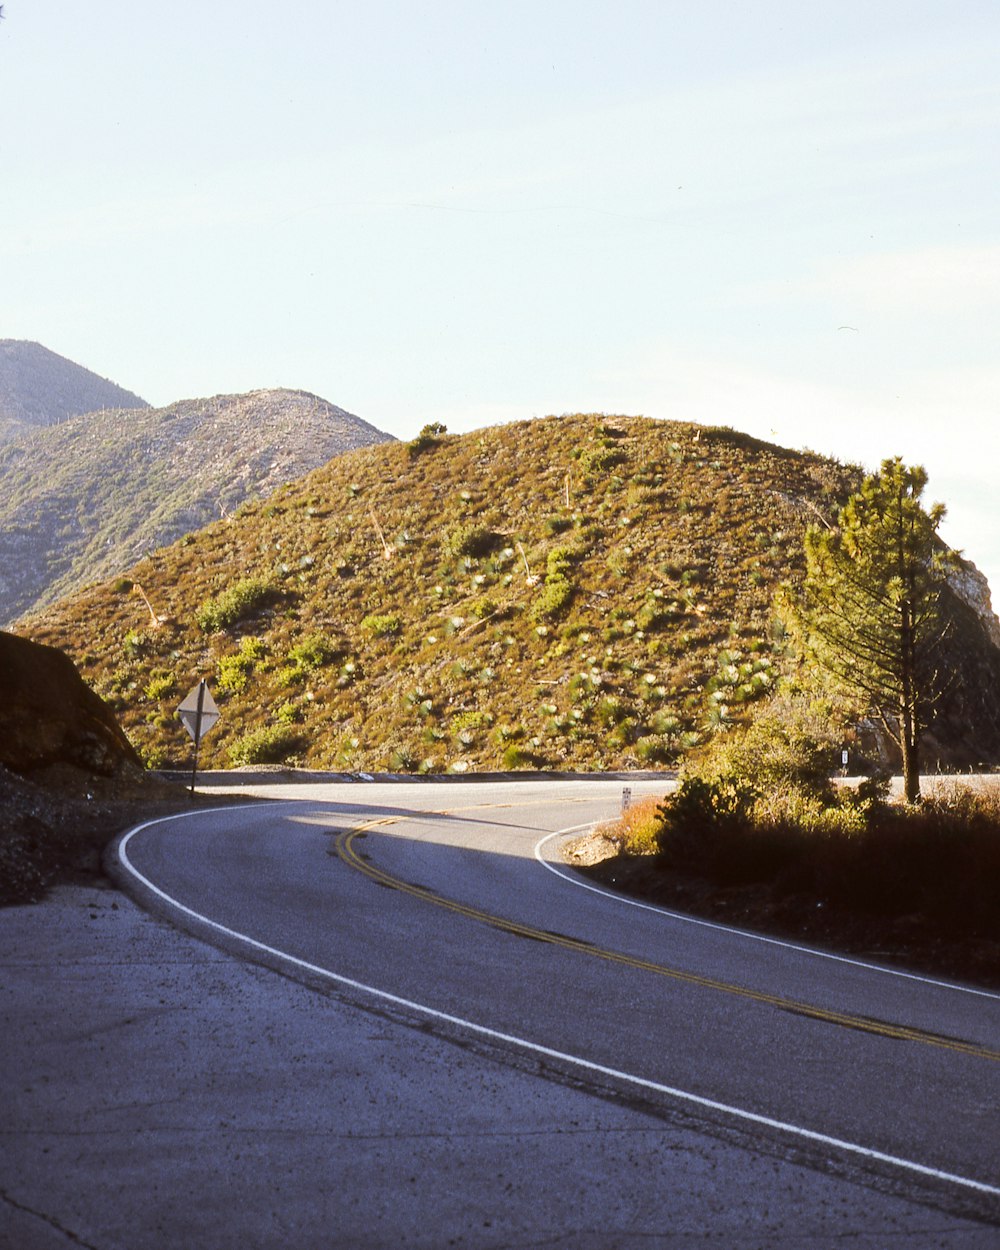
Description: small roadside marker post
177,680,220,794
622,786,632,812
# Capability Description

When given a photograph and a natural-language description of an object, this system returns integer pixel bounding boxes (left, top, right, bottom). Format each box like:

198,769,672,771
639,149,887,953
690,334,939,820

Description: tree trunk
900,719,921,803
899,594,921,803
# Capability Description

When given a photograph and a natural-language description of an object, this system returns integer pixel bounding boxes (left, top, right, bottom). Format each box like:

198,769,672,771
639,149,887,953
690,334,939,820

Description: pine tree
793,458,955,803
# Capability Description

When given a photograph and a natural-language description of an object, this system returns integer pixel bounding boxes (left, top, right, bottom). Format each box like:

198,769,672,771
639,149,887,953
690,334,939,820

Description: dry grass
595,796,664,857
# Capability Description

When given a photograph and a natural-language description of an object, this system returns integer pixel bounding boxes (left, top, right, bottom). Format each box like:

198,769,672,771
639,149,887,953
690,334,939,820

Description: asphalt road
101,777,1000,1245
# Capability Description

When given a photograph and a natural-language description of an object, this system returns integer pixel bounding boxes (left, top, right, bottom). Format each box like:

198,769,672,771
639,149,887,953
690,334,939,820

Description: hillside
20,415,1000,774
0,340,148,442
0,388,393,623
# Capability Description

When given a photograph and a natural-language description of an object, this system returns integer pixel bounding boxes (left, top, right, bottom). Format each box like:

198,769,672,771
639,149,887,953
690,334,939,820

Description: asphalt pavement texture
3,871,998,1247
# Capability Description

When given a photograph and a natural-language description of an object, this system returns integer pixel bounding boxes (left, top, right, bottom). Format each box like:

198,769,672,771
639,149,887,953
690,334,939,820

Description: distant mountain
0,340,149,442
19,414,1000,774
0,388,394,623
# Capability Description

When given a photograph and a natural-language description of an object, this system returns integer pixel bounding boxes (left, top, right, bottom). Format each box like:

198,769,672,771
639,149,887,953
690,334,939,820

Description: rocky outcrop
0,632,142,777
913,558,1000,770
948,557,1000,649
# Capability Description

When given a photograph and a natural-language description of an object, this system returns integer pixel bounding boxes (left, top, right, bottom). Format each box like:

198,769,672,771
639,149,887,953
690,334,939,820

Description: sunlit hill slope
20,415,1000,774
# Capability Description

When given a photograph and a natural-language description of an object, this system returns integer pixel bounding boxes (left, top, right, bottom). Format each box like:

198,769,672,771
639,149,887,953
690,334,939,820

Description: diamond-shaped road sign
177,680,220,742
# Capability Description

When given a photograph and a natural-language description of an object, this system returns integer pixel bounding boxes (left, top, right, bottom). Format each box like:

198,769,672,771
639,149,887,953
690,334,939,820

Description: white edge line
534,829,1000,1003
114,809,1000,1203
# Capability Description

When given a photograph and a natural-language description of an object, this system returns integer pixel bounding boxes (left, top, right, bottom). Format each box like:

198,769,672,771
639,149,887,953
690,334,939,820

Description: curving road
112,777,1000,1241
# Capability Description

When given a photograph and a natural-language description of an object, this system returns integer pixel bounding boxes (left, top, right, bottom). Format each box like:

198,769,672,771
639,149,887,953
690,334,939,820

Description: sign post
177,680,220,794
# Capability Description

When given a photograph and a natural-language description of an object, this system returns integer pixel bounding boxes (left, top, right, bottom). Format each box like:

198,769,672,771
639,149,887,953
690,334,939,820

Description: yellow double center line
336,826,1000,1064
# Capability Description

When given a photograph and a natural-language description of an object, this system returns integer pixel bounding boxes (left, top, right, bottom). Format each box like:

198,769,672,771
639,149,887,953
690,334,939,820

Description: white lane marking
116,810,1000,1203
535,830,1000,1002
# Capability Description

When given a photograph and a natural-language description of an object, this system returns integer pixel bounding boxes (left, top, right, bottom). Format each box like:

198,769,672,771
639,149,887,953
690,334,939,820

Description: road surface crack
0,1184,103,1249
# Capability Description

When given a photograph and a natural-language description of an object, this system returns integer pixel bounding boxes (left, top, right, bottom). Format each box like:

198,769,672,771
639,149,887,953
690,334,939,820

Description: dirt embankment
0,631,215,902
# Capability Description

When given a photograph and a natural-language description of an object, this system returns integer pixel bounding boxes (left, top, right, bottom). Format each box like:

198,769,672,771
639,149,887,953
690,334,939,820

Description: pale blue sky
2,2,999,598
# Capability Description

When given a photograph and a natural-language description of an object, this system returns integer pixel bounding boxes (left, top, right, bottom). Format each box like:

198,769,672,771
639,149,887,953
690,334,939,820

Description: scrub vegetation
20,415,855,771
19,414,1000,778
589,694,1000,985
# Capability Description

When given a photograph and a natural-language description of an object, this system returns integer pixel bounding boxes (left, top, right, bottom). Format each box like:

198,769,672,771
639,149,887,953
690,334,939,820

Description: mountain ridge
0,387,394,623
0,339,149,442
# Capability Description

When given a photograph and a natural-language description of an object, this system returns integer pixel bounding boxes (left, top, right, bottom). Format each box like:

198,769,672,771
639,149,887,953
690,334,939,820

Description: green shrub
196,577,275,633
546,547,573,579
144,670,176,701
276,700,304,724
635,735,677,765
109,665,137,694
647,690,889,882
583,446,627,473
446,524,502,559
655,773,769,878
227,725,303,766
123,629,147,658
286,631,342,672
470,596,497,620
451,710,492,733
696,695,841,793
543,515,573,536
532,547,575,619
138,745,167,770
596,697,631,727
502,744,539,770
537,577,573,617
360,613,401,638
217,636,267,694
647,692,827,868
581,427,628,474
408,422,447,457
216,656,251,695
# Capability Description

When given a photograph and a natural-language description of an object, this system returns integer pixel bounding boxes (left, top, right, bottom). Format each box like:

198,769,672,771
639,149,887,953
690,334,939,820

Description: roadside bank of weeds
577,783,1000,989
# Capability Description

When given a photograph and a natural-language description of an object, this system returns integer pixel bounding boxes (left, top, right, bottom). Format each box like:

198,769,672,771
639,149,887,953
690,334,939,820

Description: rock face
1,388,394,624
0,632,142,777
0,340,149,442
923,581,1000,770
948,558,1000,649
